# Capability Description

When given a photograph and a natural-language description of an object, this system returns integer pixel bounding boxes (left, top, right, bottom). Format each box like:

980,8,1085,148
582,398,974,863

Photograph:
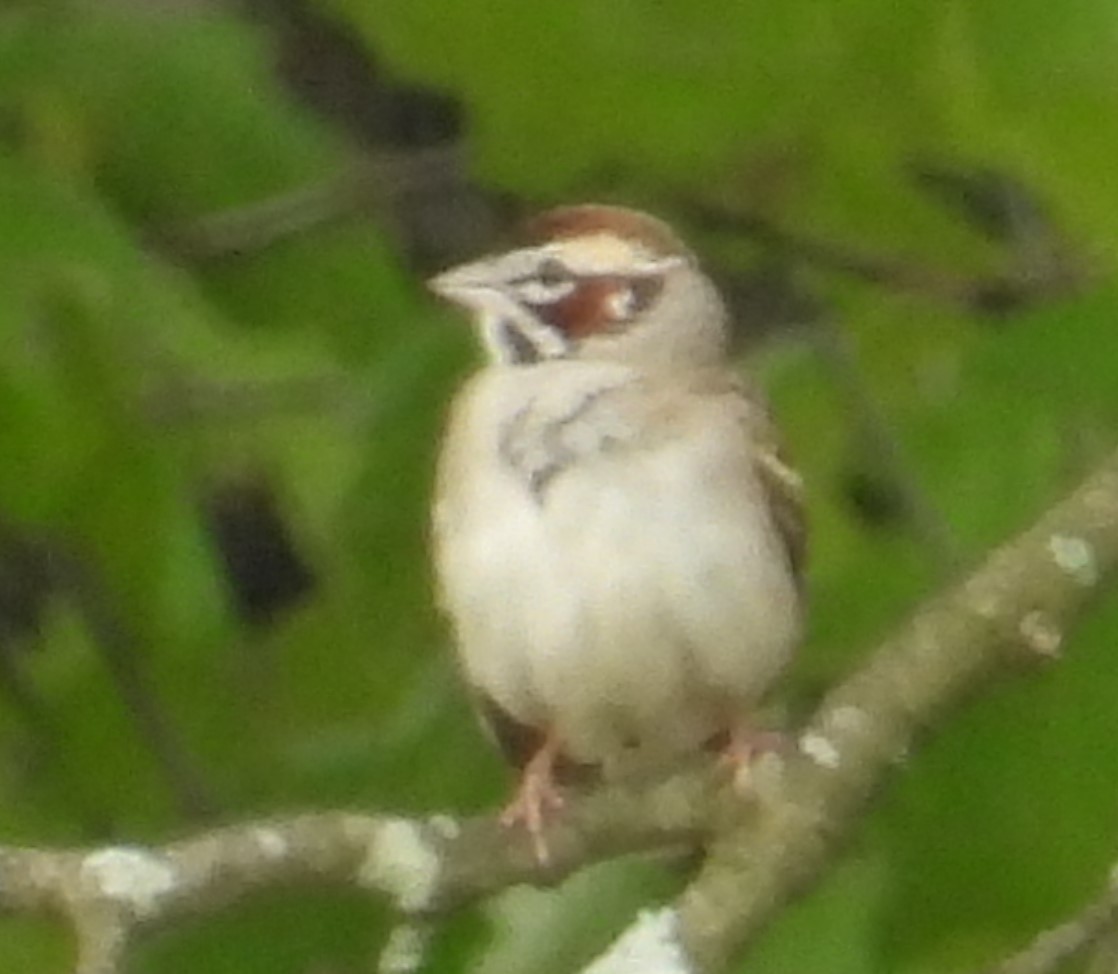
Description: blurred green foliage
0,1,1117,971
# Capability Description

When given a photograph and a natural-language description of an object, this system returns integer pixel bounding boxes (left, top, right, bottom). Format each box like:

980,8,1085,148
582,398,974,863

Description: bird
428,204,806,862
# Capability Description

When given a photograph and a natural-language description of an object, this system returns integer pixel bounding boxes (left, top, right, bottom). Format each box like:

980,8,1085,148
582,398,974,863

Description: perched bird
429,205,806,861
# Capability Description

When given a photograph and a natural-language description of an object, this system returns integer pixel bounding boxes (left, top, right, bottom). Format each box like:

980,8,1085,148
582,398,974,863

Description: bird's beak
427,260,503,312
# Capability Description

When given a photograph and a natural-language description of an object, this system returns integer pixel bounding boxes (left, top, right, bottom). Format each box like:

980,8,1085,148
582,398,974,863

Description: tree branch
0,448,1116,972
980,860,1118,974
0,770,720,966
679,195,1092,317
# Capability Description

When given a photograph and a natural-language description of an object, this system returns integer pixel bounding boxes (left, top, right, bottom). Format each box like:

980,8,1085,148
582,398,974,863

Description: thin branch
152,145,486,263
152,166,380,261
980,862,1118,974
73,906,129,974
0,772,719,967
809,318,963,570
144,373,364,428
376,920,436,974
54,549,220,822
680,199,1092,316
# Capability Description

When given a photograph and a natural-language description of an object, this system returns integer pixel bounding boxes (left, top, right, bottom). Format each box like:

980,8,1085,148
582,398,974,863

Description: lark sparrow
429,205,806,861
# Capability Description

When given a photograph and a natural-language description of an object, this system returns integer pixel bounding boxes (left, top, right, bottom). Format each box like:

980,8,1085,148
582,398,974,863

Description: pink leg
719,725,787,787
500,732,566,864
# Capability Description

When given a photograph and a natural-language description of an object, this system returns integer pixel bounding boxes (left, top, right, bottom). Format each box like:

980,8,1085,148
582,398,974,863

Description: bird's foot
500,736,565,865
719,726,787,791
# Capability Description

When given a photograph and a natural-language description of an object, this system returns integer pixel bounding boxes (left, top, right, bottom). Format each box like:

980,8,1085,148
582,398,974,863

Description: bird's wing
743,389,808,592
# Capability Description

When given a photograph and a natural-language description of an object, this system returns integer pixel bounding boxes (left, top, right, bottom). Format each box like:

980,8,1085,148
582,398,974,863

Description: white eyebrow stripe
543,236,686,277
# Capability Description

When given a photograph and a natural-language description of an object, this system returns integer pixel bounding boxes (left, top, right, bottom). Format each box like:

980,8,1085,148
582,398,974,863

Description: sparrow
428,205,806,862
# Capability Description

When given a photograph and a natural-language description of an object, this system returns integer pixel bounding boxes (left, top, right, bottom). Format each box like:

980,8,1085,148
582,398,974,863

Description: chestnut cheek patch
531,275,664,339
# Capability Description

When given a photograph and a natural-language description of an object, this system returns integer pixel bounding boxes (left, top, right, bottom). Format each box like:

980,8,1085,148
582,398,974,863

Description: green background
0,1,1116,971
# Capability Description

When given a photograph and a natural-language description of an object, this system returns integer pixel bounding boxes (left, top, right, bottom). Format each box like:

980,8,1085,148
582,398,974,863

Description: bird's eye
536,258,571,287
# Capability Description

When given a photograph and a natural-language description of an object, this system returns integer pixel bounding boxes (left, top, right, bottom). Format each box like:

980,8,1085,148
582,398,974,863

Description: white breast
434,362,800,765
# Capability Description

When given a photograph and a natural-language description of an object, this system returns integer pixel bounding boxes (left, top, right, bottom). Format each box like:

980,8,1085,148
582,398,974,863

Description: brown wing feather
475,693,545,770
751,417,808,590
